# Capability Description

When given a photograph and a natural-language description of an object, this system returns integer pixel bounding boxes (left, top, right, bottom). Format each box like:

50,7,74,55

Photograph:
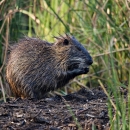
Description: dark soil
0,88,110,130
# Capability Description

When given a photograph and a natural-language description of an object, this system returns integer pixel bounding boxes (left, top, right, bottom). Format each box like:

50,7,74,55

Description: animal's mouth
78,63,90,73
68,63,90,74
68,63,79,71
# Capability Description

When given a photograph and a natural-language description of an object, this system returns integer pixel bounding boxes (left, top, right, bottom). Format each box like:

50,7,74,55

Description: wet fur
6,35,93,99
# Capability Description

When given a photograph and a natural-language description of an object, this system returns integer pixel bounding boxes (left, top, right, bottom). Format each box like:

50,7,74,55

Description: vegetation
0,0,130,129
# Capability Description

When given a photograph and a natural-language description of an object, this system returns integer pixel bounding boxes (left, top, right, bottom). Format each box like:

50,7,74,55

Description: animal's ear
63,39,69,45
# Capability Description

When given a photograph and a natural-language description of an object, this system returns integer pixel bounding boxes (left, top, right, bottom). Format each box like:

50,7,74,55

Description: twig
72,79,94,94
0,17,9,73
64,108,89,121
125,0,130,10
1,103,21,107
0,76,6,102
98,79,121,116
0,0,5,6
19,9,40,24
33,109,42,118
86,114,96,118
93,47,130,58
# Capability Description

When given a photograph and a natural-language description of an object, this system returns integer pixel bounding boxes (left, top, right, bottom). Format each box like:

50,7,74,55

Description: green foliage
0,0,130,129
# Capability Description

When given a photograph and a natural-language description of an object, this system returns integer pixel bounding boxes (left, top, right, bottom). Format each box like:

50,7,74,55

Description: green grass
0,0,130,129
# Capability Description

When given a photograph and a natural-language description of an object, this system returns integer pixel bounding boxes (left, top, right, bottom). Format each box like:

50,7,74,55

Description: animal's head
53,34,93,74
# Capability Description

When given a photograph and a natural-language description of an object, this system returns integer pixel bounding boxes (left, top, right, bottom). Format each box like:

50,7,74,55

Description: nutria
6,34,93,99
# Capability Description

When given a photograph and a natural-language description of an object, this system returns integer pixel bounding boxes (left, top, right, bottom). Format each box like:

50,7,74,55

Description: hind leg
20,86,37,99
25,90,37,99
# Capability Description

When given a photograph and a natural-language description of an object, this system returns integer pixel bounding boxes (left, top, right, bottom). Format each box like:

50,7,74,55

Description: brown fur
6,35,93,99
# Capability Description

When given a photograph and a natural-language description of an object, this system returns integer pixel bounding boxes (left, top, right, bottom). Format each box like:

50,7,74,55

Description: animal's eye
63,39,69,45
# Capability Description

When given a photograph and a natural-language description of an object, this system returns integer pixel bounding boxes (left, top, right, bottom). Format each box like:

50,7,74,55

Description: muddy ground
0,88,110,130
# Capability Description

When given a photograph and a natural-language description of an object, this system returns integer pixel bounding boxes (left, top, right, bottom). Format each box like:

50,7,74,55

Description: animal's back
6,37,52,98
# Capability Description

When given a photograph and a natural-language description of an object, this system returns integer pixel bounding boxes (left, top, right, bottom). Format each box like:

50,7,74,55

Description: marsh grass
0,0,130,129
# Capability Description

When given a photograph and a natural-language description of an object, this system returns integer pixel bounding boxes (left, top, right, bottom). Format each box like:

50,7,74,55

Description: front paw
83,68,89,74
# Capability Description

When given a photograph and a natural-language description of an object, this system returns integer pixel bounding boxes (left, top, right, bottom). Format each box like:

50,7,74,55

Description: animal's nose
87,59,93,65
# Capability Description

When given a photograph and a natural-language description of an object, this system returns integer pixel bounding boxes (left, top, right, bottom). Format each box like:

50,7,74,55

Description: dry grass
0,0,130,129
